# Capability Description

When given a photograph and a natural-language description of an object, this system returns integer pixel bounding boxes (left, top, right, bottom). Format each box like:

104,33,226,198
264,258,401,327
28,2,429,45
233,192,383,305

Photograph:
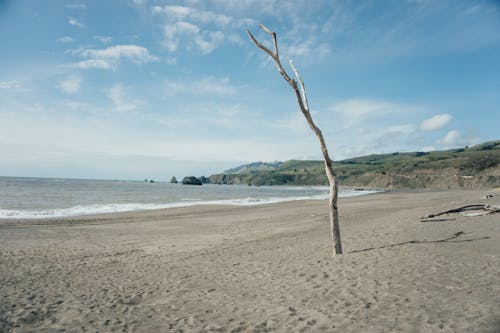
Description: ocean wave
0,189,380,219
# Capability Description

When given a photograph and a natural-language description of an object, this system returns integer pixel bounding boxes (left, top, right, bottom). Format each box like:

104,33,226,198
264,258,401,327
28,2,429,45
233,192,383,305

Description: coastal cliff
208,140,500,189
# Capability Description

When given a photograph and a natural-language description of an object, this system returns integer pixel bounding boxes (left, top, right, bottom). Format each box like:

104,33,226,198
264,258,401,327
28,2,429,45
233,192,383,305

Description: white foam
0,189,380,219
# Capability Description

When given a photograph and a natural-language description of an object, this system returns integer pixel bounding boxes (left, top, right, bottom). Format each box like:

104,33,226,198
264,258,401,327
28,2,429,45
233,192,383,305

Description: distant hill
208,140,500,189
223,161,284,174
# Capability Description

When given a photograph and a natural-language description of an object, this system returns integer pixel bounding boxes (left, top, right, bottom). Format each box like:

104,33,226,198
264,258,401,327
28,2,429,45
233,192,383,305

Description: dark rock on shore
170,176,178,184
198,176,210,184
182,176,202,185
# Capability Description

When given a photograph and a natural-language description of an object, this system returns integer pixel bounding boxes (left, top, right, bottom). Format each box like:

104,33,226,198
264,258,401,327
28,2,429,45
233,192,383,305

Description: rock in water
171,176,178,184
181,176,202,185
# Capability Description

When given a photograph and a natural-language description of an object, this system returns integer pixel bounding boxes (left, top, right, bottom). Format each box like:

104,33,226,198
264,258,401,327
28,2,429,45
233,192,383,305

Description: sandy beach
1,189,499,332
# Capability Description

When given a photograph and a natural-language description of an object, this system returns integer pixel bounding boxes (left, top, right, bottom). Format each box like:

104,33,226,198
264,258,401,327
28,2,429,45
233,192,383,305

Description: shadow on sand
349,231,490,254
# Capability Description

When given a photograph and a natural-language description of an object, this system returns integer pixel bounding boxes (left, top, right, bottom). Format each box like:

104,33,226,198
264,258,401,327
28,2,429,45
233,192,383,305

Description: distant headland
203,140,500,189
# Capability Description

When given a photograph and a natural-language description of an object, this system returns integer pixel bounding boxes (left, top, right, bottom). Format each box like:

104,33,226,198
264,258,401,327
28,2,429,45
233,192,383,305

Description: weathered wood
247,25,342,256
421,204,500,219
420,218,457,223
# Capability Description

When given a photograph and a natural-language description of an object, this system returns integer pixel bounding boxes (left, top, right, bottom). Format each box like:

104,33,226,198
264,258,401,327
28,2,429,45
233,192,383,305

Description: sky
0,0,499,180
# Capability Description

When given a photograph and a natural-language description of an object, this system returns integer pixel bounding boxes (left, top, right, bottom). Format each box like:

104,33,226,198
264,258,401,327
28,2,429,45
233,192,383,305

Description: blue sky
0,0,499,180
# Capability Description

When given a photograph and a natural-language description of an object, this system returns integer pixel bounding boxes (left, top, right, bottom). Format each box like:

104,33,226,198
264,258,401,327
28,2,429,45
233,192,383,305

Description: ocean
0,177,379,219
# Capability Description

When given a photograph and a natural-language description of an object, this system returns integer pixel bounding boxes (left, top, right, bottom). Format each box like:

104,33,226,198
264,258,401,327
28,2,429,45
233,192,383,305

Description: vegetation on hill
223,161,284,174
209,140,500,189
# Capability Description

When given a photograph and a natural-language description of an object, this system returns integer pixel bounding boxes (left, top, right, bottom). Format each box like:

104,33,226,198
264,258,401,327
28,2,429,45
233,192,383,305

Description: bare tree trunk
247,25,342,256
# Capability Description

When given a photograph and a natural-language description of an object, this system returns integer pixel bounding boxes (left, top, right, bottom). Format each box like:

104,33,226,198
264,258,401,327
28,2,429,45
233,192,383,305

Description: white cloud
93,35,113,44
369,123,419,150
153,5,251,54
438,130,461,145
436,129,479,148
68,17,84,28
329,99,418,127
419,113,452,131
153,5,233,27
79,45,159,63
421,146,435,152
195,31,224,54
163,21,200,52
162,21,226,54
320,98,444,159
283,39,331,60
165,77,236,95
65,45,159,70
0,81,21,89
331,99,401,118
379,124,416,136
107,85,136,112
59,77,81,94
65,59,115,70
58,36,75,43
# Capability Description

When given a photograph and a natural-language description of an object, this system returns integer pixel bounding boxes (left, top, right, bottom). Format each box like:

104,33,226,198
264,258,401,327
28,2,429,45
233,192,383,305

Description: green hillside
208,140,500,189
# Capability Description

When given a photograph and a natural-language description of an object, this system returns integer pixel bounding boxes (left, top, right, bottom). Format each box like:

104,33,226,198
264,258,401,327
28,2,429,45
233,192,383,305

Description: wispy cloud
329,99,419,127
152,5,233,27
57,36,75,43
161,21,225,54
93,35,113,44
162,21,200,52
331,99,400,118
419,113,452,131
435,129,479,149
79,45,159,63
106,85,137,112
152,4,253,54
66,59,115,70
68,17,84,28
165,77,237,96
64,44,159,70
327,1,500,63
58,76,81,94
318,98,447,159
271,112,310,135
0,81,21,89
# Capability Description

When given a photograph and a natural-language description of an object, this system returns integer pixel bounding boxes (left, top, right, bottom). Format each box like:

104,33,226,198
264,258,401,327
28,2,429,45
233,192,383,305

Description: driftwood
421,204,500,220
420,218,457,223
350,231,490,253
247,25,342,256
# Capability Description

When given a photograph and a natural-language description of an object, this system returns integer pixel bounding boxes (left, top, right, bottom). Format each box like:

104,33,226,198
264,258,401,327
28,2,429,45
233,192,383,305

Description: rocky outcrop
181,176,202,186
170,176,178,184
198,176,210,184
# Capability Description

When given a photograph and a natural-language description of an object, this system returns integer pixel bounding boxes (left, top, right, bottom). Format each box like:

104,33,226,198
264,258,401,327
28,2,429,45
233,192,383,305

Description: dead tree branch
247,25,343,256
421,204,500,220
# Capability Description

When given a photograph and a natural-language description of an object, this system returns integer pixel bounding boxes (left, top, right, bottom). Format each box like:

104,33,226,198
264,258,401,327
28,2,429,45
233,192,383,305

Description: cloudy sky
1,0,499,180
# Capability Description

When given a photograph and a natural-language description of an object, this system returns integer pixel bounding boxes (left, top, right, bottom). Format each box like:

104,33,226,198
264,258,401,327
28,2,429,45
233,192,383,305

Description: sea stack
181,176,202,186
170,176,178,184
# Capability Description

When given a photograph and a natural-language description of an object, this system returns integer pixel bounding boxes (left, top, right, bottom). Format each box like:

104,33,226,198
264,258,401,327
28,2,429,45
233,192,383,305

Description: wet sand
1,189,499,332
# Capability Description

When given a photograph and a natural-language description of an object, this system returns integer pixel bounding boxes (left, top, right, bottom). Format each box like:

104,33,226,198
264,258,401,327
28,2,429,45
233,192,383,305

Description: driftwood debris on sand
421,204,500,221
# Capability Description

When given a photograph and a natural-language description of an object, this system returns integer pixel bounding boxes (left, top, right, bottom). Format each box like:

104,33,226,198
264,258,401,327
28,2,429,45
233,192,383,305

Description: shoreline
0,186,381,221
1,189,499,332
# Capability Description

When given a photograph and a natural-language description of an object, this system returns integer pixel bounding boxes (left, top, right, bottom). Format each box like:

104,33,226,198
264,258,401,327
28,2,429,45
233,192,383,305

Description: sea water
0,177,379,219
